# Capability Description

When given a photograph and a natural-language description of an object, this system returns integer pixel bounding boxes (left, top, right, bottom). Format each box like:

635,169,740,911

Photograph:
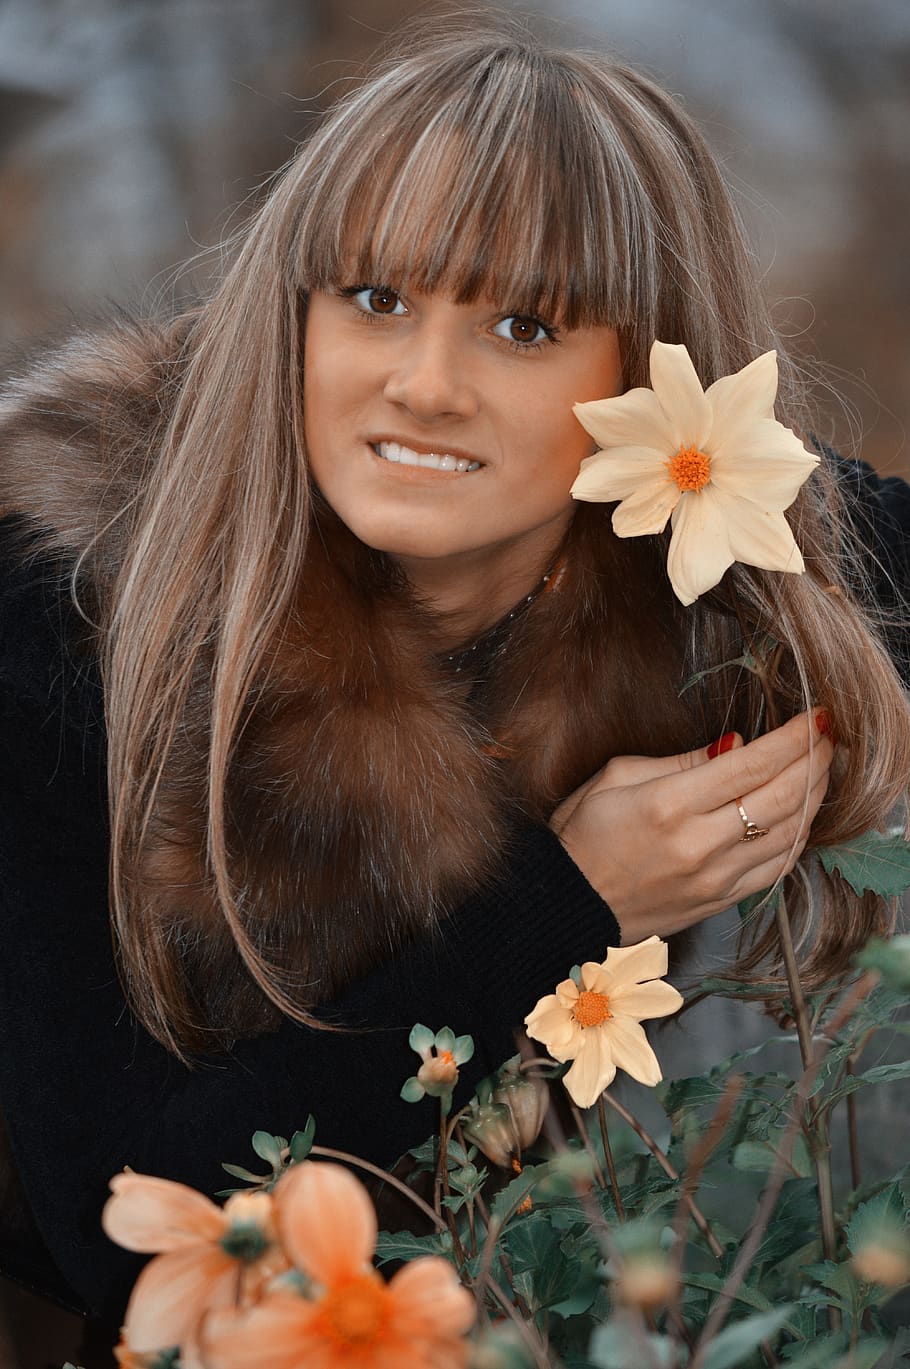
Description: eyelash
338,285,560,353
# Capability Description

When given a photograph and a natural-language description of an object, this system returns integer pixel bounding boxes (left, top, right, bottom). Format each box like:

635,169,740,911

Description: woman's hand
550,711,834,944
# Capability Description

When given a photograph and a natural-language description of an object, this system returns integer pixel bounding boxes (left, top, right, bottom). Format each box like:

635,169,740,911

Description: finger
590,733,745,794
670,710,829,815
731,732,834,832
711,761,831,900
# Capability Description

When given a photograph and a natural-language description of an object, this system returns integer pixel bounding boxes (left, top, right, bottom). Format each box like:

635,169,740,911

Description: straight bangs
290,46,654,332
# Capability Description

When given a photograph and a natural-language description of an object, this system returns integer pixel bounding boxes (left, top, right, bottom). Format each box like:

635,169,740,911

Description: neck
397,535,563,651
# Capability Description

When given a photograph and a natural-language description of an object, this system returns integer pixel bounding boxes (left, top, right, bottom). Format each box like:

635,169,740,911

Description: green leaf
373,1228,453,1264
737,885,781,920
250,1131,283,1168
856,935,910,991
847,1183,908,1254
732,1135,812,1177
589,1321,677,1368
683,1272,793,1324
701,1306,794,1369
825,1058,910,1110
289,1116,316,1163
818,831,910,897
220,1162,268,1183
782,1337,893,1369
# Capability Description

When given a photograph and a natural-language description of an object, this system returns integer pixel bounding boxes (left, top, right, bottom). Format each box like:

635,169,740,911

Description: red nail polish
815,709,831,737
707,731,736,759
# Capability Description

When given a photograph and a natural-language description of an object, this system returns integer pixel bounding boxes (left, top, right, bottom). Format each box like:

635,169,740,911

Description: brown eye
365,287,404,315
493,315,549,346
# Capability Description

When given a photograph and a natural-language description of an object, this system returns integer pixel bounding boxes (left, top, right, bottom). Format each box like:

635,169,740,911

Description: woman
0,18,907,1340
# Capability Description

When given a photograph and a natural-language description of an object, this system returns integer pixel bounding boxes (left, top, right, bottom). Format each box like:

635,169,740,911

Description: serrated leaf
701,1306,794,1369
818,832,910,897
373,1228,453,1264
683,1272,795,1326
803,1260,856,1304
847,1184,909,1253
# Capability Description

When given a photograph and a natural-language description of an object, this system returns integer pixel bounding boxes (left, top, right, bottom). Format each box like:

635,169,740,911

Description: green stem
597,1095,625,1219
309,1145,445,1230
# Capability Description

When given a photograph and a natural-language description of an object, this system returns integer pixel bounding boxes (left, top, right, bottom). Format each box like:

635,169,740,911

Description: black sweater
0,517,619,1322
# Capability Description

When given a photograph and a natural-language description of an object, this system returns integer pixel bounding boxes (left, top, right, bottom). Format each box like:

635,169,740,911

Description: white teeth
375,441,480,472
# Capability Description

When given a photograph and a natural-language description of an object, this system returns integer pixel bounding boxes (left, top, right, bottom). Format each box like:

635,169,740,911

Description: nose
382,326,478,423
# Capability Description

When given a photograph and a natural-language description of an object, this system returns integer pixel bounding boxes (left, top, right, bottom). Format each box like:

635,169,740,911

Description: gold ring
735,798,769,843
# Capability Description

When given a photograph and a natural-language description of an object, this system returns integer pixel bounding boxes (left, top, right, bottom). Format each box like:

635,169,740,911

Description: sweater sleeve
0,521,618,1321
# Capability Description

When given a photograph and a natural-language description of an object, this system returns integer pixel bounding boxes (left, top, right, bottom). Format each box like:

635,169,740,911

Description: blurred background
0,0,907,472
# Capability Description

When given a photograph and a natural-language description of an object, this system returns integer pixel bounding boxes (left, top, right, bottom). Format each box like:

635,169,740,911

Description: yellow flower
571,341,819,605
524,937,683,1108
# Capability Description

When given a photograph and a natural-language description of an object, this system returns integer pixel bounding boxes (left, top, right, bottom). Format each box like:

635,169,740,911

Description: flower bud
614,1252,681,1312
492,1071,549,1150
461,1101,520,1169
852,1236,910,1289
417,1054,460,1095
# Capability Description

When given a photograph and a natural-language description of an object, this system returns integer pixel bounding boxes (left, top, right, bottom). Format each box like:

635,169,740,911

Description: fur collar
0,319,698,1036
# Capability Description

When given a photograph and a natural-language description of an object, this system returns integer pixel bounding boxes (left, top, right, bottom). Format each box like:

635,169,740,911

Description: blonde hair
104,18,910,1054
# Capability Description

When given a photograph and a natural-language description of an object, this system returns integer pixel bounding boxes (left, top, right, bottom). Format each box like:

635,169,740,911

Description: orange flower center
319,1273,391,1346
573,990,612,1028
438,1049,455,1065
667,445,711,492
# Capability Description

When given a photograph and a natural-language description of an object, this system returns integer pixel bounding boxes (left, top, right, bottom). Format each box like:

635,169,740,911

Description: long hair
105,18,910,1054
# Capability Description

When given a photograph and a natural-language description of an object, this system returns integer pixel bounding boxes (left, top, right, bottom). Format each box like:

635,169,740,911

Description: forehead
296,77,633,331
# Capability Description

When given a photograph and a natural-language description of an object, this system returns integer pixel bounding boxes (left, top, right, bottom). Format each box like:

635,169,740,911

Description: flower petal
649,342,712,449
705,351,779,433
123,1247,235,1352
611,480,680,537
200,1295,323,1369
103,1173,225,1253
611,981,684,1020
573,388,676,454
710,419,820,507
389,1258,476,1339
571,445,670,503
600,937,668,987
606,1018,664,1087
720,494,806,575
667,487,734,604
275,1161,376,1284
562,1030,617,1108
524,1001,576,1049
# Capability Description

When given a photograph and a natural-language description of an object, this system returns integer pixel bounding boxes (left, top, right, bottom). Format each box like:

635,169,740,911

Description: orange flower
199,1162,475,1369
102,1173,288,1361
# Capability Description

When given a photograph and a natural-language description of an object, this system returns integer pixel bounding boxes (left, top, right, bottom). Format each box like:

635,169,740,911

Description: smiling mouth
372,441,482,473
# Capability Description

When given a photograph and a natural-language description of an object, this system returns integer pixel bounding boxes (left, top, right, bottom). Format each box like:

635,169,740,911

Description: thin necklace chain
438,568,554,677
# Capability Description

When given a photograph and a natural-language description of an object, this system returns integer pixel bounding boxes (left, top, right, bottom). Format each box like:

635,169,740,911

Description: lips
372,440,482,473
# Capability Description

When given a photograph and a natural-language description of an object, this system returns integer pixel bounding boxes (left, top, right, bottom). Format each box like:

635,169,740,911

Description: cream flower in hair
571,341,820,605
524,936,683,1109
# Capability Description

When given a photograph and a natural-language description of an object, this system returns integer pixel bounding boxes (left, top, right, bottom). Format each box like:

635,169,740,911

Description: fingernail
707,731,736,759
815,709,832,736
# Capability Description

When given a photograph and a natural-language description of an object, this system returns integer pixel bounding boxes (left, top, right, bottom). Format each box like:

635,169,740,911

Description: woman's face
303,283,623,596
